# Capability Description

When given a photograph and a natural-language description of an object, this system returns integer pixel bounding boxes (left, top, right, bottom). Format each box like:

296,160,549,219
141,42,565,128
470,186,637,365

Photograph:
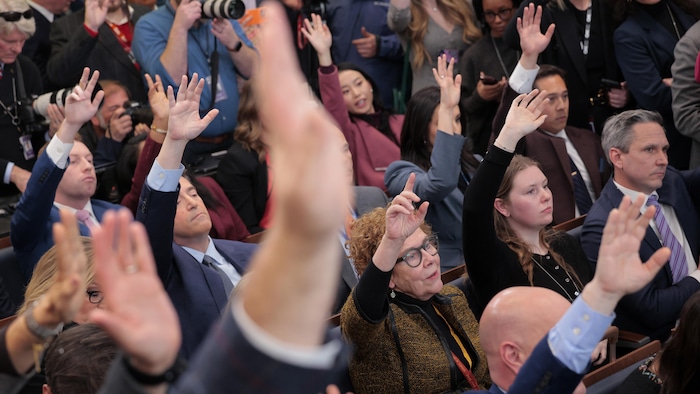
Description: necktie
75,210,96,230
647,195,688,283
202,255,234,296
569,157,593,214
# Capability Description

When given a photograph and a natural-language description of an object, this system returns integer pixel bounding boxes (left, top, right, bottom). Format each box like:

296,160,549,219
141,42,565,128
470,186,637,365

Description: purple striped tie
647,195,688,283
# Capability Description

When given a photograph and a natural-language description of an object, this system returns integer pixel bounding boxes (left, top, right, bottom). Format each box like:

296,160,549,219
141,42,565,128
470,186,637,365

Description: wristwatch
24,301,64,340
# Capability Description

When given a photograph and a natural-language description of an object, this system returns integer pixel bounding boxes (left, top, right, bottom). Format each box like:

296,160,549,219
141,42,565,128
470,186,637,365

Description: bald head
480,287,570,390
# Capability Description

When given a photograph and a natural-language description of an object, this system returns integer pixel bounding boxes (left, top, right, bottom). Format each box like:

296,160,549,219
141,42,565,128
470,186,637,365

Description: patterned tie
647,195,688,283
569,157,593,214
202,255,234,296
75,210,96,230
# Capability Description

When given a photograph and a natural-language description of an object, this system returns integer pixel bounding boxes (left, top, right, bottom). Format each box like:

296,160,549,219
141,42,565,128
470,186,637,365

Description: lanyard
580,6,592,57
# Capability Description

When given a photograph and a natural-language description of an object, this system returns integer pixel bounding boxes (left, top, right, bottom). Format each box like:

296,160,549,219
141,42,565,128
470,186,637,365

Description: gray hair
601,110,664,164
0,0,35,38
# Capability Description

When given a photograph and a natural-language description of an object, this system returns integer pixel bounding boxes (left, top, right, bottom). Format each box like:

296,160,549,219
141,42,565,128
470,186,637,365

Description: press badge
19,135,35,160
439,49,459,65
205,76,229,103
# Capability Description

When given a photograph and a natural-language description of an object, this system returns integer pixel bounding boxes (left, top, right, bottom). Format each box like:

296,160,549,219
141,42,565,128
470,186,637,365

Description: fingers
130,221,157,275
78,67,91,89
175,74,189,104
403,172,416,193
145,73,155,90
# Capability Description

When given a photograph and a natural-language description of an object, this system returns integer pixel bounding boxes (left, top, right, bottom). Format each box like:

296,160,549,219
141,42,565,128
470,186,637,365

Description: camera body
200,0,245,19
302,0,327,19
14,87,75,135
122,101,154,126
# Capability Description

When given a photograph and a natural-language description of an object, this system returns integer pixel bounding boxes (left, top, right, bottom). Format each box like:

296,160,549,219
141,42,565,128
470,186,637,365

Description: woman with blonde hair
388,0,481,95
18,236,99,325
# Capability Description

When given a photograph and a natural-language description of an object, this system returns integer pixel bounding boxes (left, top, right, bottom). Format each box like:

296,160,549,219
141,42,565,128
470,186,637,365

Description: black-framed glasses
483,8,513,22
0,10,33,22
86,290,103,304
396,235,439,268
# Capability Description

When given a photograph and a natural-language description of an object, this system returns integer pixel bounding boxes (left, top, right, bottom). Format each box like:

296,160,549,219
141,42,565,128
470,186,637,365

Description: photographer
132,0,258,163
0,0,44,196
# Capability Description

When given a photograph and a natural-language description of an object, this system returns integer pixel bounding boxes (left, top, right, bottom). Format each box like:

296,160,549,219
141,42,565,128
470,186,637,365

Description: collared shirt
26,0,55,22
613,181,700,282
544,129,597,217
182,238,243,287
54,200,99,227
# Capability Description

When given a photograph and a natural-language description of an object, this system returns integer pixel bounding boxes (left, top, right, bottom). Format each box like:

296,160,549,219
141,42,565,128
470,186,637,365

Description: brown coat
341,285,490,393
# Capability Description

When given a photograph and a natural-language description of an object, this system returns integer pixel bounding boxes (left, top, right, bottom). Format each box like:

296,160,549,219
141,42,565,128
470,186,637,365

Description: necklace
530,254,581,302
665,1,681,40
490,35,519,78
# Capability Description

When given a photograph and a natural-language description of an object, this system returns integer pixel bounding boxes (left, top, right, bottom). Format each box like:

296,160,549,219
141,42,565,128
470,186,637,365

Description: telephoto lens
201,0,245,19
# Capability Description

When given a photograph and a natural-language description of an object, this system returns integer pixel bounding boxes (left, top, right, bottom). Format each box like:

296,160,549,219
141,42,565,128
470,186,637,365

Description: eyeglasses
86,290,103,304
0,10,33,22
484,8,513,22
396,235,439,268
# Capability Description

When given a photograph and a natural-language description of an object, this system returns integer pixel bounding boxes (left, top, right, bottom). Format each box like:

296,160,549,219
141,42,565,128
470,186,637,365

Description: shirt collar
182,236,226,265
26,1,54,22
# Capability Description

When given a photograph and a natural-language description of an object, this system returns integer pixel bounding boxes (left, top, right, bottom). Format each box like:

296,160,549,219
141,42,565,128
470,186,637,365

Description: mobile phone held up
480,74,498,85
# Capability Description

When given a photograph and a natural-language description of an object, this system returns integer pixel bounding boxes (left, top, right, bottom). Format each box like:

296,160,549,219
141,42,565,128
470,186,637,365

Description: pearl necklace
530,254,581,302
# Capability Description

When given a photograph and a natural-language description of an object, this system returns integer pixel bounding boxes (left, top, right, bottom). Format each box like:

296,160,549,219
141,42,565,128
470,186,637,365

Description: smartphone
600,78,622,90
480,74,498,85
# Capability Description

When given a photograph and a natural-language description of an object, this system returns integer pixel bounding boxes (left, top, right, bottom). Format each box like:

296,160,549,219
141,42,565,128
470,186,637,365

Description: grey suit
334,186,389,313
672,21,700,168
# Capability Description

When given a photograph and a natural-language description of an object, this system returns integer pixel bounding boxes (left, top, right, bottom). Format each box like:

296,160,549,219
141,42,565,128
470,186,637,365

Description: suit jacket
334,186,389,314
613,2,696,169
47,5,151,102
10,152,120,280
581,170,700,339
671,21,700,167
136,183,256,359
492,86,610,225
503,0,621,131
523,128,608,225
21,8,55,91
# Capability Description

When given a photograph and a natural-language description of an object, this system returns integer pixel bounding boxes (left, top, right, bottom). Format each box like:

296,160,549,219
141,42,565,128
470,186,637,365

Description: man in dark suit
47,0,151,102
135,74,256,359
11,68,120,280
22,0,71,90
493,6,609,224
581,109,700,341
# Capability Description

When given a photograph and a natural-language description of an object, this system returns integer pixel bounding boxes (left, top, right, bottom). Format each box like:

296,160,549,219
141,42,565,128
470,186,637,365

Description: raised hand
516,3,554,67
385,173,429,242
89,209,181,377
301,13,333,66
166,73,219,142
83,0,108,32
107,106,133,142
62,68,104,132
41,210,88,325
145,74,169,124
432,54,461,110
496,88,548,150
590,195,669,305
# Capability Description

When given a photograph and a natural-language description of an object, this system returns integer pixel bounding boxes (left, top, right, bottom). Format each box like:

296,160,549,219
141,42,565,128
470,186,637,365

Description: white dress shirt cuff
509,62,539,94
46,136,74,169
3,162,14,184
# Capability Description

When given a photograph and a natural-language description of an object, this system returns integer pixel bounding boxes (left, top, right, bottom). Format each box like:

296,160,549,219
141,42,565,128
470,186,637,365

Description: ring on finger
125,265,138,275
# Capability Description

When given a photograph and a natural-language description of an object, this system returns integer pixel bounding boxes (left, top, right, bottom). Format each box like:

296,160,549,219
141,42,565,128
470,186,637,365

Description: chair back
583,339,661,393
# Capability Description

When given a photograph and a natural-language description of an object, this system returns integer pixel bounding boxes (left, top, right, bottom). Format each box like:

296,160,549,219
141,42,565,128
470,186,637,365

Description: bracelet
123,354,186,386
227,41,243,53
150,124,167,134
24,300,64,340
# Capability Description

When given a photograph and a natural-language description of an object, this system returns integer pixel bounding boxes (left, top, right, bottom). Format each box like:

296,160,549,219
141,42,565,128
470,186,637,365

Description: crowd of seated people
0,0,700,392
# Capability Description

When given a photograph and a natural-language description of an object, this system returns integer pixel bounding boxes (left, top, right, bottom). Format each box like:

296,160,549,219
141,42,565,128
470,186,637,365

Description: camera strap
208,42,219,112
14,57,27,101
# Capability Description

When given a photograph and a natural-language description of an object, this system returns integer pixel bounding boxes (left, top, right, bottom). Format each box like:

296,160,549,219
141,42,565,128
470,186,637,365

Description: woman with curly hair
340,176,489,393
388,0,481,95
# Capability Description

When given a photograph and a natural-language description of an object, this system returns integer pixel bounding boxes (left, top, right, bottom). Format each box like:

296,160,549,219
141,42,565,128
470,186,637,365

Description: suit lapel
552,10,587,85
97,23,139,77
542,131,574,190
567,127,603,194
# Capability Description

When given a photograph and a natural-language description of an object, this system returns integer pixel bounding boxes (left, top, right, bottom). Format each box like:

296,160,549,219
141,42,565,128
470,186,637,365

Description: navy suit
11,152,120,281
136,184,256,359
581,169,700,340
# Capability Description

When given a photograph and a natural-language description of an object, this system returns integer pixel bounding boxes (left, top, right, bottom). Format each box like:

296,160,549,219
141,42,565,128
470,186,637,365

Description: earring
390,289,396,299
371,89,374,93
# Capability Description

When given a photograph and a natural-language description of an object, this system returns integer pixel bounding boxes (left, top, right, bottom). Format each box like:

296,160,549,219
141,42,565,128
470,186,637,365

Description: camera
201,0,245,19
122,101,153,126
14,87,75,134
302,0,327,19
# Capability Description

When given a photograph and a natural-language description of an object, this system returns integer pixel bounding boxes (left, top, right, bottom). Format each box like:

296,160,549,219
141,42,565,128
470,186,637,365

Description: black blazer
47,5,151,102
